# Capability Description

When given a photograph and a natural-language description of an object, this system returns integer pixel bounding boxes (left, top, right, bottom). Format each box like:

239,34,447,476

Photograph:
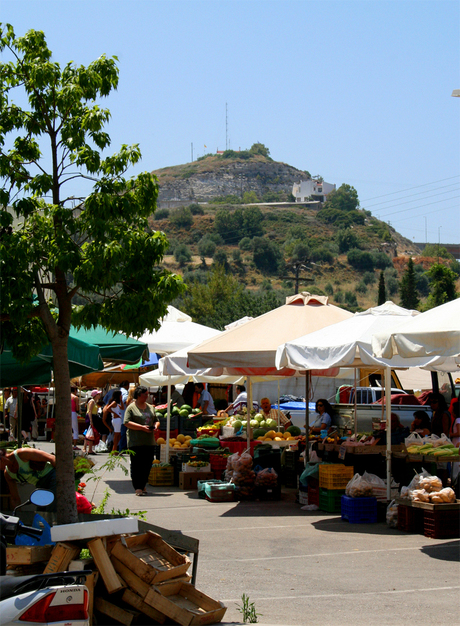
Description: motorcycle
0,489,91,626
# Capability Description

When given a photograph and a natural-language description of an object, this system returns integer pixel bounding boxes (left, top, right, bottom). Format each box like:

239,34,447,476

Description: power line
360,174,460,203
374,195,460,219
364,182,460,210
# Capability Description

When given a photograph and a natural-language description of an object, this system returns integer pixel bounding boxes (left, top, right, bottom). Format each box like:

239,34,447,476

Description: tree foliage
378,271,386,305
179,265,281,329
399,258,420,310
0,25,184,523
425,263,458,308
252,237,282,274
214,206,264,243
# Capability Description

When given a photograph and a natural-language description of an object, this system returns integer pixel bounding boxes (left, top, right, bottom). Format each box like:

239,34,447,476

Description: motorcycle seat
0,574,44,601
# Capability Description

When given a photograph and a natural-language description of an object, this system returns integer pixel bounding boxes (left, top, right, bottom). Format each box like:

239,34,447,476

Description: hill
148,150,459,326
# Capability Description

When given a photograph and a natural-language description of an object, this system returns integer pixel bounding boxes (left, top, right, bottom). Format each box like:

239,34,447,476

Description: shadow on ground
420,540,460,562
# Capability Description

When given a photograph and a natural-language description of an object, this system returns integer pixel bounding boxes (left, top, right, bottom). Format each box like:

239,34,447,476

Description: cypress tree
377,271,386,305
399,258,420,310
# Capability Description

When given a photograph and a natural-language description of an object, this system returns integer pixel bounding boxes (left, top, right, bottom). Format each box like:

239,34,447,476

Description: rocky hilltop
152,153,309,204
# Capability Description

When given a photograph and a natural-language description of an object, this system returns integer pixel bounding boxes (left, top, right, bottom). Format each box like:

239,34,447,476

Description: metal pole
385,367,392,501
305,373,310,464
166,379,171,463
247,377,252,453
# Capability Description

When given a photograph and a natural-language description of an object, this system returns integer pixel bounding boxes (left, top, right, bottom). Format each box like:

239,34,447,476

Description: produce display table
395,497,460,539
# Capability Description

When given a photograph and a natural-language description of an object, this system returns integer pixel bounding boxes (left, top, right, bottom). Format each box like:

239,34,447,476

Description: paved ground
20,443,460,625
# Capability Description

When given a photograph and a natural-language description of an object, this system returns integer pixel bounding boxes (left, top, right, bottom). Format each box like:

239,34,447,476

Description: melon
265,430,276,439
232,420,243,430
253,428,268,439
171,406,180,415
157,437,166,445
259,420,267,429
286,425,301,437
181,404,192,413
177,434,185,443
266,419,277,429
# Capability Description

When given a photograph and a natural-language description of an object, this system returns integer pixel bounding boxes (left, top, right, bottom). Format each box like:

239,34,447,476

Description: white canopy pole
353,368,357,438
385,366,392,501
277,380,280,430
165,378,171,463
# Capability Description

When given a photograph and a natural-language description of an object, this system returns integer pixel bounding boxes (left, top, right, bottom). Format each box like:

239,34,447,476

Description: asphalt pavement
18,442,460,625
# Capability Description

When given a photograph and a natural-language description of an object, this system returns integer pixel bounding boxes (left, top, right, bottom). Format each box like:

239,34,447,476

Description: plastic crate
319,488,345,513
319,464,354,490
205,481,235,502
423,509,460,539
298,491,309,505
155,429,179,442
197,478,223,499
397,504,424,533
341,495,378,524
148,465,174,486
307,483,319,506
180,414,203,433
157,415,180,430
254,484,281,501
282,467,298,489
210,455,229,480
283,449,299,469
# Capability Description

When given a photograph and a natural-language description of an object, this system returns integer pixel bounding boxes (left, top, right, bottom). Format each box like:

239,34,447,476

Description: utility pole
191,142,193,162
225,103,228,151
280,260,314,293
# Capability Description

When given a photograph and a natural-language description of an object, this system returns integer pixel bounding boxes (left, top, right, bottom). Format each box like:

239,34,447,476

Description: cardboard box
182,463,211,473
179,471,214,490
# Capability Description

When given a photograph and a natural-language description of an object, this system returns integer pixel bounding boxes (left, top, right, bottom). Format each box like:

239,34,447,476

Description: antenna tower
225,102,228,150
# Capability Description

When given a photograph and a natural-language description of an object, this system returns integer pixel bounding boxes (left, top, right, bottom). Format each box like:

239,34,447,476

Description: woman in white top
103,390,124,454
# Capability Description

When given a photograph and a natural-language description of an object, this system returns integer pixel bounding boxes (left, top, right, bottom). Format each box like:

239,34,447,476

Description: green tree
422,244,454,260
249,142,270,158
399,258,420,310
252,237,282,274
336,228,359,253
170,206,193,228
197,235,217,258
425,263,458,308
378,271,386,305
0,26,184,523
324,184,360,212
174,243,192,267
242,190,259,204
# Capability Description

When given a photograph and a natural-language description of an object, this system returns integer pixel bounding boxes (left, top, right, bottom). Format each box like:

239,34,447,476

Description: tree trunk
52,335,78,524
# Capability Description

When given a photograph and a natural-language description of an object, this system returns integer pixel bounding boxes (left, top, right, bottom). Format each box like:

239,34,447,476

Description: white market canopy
188,293,352,376
372,297,460,370
276,301,423,371
138,305,221,356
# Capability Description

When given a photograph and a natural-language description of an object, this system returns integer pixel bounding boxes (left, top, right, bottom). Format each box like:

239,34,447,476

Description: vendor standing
310,399,334,434
0,448,56,510
123,386,156,496
194,383,216,415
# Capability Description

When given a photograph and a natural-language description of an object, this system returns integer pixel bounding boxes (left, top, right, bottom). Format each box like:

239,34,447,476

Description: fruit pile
156,434,194,449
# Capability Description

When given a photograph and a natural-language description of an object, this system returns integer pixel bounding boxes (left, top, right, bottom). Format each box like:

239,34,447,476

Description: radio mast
225,103,228,150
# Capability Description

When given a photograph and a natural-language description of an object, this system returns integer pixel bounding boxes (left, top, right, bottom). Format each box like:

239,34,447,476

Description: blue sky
2,0,459,244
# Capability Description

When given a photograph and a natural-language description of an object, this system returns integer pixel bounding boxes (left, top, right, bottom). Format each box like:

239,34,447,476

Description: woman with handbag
84,390,101,455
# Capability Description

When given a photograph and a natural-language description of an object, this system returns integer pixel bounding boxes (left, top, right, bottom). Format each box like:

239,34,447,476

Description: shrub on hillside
174,244,192,267
189,203,204,215
154,208,170,220
170,206,193,228
347,249,375,271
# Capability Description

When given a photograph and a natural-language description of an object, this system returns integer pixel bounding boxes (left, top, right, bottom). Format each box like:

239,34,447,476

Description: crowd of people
1,382,458,503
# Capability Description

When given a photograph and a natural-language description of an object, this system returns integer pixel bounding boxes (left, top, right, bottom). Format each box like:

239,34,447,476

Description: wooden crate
145,581,226,626
6,545,52,566
110,531,191,584
179,471,214,490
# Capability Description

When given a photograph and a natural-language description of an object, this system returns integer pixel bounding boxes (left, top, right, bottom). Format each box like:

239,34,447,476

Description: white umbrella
372,298,460,367
138,305,221,356
275,301,424,500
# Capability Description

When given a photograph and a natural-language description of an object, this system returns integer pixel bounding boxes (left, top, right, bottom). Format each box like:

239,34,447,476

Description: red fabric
417,391,433,406
374,393,421,406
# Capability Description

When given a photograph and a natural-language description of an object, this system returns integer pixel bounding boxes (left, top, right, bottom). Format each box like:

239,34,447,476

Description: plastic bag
363,472,385,489
345,473,374,497
386,499,398,528
299,462,320,487
234,451,253,471
255,467,278,486
405,432,424,447
301,504,319,511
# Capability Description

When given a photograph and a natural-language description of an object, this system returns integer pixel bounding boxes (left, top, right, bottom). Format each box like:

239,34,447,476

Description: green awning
70,326,149,364
0,336,104,387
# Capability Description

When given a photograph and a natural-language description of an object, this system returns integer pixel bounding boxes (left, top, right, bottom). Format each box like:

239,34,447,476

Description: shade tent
275,300,459,500
70,325,148,364
188,293,352,376
0,337,104,387
372,297,460,366
138,306,221,356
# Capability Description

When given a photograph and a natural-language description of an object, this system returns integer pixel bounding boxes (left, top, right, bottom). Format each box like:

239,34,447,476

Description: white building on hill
292,179,336,203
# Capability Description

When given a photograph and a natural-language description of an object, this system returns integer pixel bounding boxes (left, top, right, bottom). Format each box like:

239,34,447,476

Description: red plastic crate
154,429,179,441
307,483,320,506
397,504,424,533
423,509,460,539
210,455,228,480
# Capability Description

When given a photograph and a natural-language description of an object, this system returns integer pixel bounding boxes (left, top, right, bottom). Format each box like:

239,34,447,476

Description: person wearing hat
83,390,101,455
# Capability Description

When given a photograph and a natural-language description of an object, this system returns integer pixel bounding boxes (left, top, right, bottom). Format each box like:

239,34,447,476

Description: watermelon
179,409,189,418
181,404,192,413
171,406,180,415
286,425,301,437
253,428,269,438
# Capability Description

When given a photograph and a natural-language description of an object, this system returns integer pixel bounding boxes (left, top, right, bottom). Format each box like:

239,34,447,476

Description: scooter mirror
29,489,55,507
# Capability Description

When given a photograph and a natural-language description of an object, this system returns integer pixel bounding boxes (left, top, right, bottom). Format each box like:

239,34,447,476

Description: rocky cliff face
153,157,309,203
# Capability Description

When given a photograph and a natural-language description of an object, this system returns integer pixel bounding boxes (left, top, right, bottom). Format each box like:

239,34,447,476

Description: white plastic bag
405,432,423,447
386,499,398,528
345,473,374,497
